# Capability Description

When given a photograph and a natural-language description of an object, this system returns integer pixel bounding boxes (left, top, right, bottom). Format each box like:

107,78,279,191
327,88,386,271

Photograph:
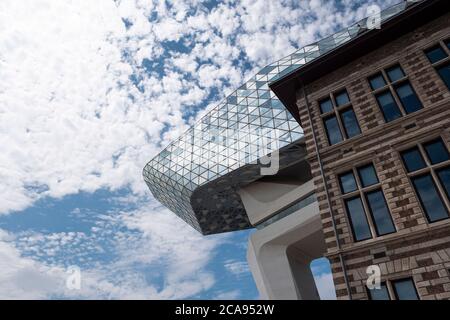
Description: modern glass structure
142,2,411,235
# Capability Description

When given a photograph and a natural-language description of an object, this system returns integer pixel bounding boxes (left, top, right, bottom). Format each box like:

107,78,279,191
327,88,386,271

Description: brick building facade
295,11,450,300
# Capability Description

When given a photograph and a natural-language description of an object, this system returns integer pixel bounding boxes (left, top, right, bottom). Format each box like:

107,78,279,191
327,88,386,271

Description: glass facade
142,2,410,235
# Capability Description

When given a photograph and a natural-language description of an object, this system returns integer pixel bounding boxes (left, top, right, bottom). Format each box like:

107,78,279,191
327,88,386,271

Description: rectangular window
335,90,350,106
319,98,333,114
386,65,405,82
376,91,402,122
340,164,395,242
365,190,396,236
423,139,450,164
340,108,361,138
425,42,450,90
368,283,390,300
425,45,448,64
339,171,358,194
369,73,386,91
320,89,360,146
412,174,449,222
369,64,422,123
394,82,422,114
357,164,379,188
324,116,343,145
437,167,450,199
345,196,372,241
401,137,450,223
437,63,450,90
392,278,419,300
401,147,426,173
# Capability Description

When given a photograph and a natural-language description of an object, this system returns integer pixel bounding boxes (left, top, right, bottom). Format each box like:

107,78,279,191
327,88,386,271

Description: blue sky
0,0,400,299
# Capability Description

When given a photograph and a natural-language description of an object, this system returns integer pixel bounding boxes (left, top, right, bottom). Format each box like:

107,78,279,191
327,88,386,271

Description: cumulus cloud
0,0,400,214
2,201,229,299
224,260,250,277
0,0,401,299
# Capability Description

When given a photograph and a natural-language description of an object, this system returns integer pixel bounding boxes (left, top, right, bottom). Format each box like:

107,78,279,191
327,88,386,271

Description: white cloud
0,0,402,299
224,260,250,277
0,229,65,299
0,0,401,215
0,201,230,299
214,290,242,300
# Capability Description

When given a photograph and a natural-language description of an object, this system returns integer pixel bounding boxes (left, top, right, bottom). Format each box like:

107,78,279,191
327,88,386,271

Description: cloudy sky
0,0,400,299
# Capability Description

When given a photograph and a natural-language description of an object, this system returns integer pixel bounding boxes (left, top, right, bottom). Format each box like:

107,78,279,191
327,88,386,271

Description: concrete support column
246,200,325,300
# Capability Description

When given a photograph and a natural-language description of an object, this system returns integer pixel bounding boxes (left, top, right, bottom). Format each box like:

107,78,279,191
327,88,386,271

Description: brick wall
296,12,450,299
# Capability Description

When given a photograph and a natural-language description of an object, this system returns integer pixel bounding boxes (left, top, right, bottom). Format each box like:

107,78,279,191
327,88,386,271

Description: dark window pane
423,139,449,164
319,98,333,113
345,197,372,241
393,279,419,300
401,147,426,172
339,171,357,194
368,283,390,300
376,91,402,122
340,108,361,138
357,164,379,187
412,174,449,222
437,63,450,90
437,167,450,200
366,190,396,236
335,90,350,106
324,116,343,145
395,82,422,114
386,65,405,82
425,46,448,64
446,39,450,50
369,73,386,90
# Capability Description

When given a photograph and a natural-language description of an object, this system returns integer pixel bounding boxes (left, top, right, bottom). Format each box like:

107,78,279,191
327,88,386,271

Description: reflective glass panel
339,171,358,194
425,46,447,64
423,139,449,165
437,63,450,90
386,65,405,82
395,82,422,114
368,283,390,300
357,164,379,187
345,197,372,241
376,91,402,122
401,147,426,173
365,190,396,236
437,167,450,201
412,174,449,222
392,279,419,300
369,73,386,90
340,108,361,138
335,90,350,106
320,98,333,113
324,116,343,145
